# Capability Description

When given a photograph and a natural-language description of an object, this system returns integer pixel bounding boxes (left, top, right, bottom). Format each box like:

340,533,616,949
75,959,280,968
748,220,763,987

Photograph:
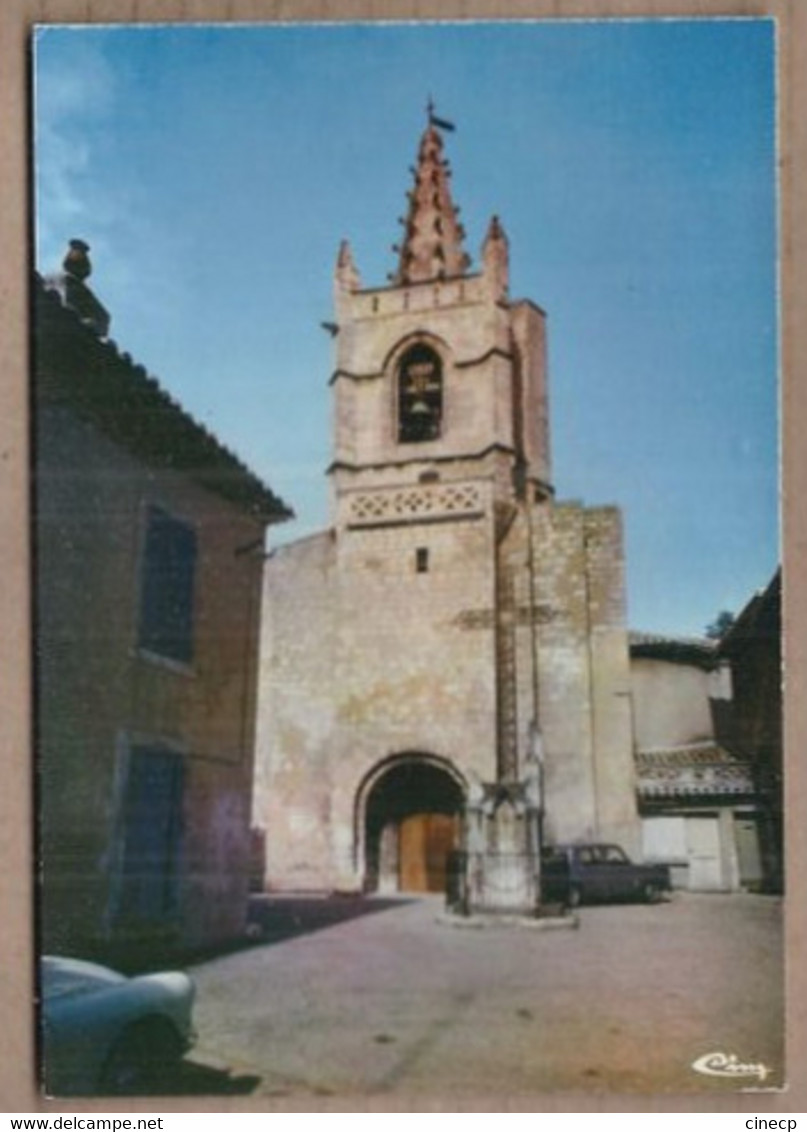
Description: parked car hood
42,956,128,1000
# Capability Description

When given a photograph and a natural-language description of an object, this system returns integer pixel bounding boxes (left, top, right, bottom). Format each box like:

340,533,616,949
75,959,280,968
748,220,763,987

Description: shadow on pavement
170,1058,262,1096
104,894,417,975
246,893,415,946
58,1060,262,1099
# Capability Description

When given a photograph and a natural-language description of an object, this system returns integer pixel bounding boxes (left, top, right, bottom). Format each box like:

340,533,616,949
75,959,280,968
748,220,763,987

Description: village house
35,242,291,962
630,632,767,892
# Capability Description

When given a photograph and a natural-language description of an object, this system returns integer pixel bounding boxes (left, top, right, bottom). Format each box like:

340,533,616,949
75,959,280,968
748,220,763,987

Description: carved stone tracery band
346,482,483,527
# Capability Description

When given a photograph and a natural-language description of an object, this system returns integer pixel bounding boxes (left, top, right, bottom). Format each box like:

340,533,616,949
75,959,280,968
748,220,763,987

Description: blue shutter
139,507,197,664
119,747,184,922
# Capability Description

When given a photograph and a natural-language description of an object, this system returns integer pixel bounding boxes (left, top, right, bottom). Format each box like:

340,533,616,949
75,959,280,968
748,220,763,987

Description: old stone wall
583,507,639,853
509,300,551,490
255,500,501,889
503,500,638,853
332,511,499,885
254,488,638,893
507,502,594,844
332,277,510,471
254,531,340,890
331,276,553,505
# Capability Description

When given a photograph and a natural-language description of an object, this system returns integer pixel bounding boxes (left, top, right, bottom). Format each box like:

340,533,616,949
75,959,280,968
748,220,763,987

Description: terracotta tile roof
636,742,733,767
34,275,293,524
635,742,755,798
629,631,718,669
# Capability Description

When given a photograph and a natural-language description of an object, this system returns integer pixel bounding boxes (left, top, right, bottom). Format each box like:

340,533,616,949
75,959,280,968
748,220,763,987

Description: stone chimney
44,239,111,338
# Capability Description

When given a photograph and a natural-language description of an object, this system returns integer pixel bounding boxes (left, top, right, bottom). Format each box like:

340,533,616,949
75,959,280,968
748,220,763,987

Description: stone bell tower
254,108,638,900
327,108,561,911
329,111,553,531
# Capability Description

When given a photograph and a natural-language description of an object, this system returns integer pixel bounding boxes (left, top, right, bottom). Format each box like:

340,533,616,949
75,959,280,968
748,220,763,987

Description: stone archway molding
353,750,468,881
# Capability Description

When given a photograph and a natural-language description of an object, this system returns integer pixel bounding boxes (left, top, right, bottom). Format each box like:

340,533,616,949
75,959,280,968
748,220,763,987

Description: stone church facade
253,116,640,894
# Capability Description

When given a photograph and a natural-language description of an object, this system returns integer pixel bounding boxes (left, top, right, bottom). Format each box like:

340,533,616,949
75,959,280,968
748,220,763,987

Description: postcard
3,2,802,1115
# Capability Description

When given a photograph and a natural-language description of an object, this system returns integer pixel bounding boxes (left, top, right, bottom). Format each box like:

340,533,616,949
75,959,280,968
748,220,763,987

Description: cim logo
692,1050,771,1082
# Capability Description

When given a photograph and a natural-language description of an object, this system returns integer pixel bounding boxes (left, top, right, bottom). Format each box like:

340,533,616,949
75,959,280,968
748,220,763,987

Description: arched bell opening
359,755,465,894
397,343,443,444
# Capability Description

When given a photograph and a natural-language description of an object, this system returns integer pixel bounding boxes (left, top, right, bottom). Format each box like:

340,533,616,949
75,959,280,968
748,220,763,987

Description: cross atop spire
392,109,470,286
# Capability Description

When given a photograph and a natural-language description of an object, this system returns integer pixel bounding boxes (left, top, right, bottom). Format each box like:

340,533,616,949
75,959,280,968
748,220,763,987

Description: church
252,111,641,897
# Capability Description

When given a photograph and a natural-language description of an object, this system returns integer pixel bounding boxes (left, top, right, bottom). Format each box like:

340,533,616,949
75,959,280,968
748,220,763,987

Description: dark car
541,843,671,908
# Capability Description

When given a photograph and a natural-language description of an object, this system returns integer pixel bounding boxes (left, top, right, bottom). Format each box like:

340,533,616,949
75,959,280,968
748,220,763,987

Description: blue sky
33,19,778,637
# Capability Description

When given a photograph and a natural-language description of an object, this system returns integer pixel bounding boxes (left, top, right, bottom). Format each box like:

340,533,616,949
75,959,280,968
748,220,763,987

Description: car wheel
642,882,661,904
99,1020,182,1096
567,885,582,909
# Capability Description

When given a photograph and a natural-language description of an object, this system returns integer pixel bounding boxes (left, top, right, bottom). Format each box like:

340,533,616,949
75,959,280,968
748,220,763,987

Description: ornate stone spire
392,110,471,285
482,214,509,301
335,239,361,292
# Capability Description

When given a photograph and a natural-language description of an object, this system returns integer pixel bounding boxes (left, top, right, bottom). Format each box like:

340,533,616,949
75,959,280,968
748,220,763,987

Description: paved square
187,892,784,1100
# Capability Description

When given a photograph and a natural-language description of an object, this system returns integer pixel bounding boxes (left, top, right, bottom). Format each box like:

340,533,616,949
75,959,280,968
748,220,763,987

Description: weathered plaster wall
631,656,720,749
37,404,264,955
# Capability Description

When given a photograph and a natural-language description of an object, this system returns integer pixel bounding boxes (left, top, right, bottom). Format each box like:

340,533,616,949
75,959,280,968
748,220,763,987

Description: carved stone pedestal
453,780,543,917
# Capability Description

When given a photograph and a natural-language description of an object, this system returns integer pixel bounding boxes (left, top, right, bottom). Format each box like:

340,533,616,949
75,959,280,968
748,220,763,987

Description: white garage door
642,815,687,860
734,815,763,888
686,815,723,890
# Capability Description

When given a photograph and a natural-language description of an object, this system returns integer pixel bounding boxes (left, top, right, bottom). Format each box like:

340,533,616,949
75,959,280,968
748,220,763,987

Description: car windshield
573,845,630,864
41,957,126,1000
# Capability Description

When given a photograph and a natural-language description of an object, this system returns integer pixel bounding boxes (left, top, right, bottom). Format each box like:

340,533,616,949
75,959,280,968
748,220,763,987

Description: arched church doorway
361,756,465,894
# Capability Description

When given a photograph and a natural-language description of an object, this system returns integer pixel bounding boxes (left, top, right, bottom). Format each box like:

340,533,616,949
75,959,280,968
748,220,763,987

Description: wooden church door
398,813,458,893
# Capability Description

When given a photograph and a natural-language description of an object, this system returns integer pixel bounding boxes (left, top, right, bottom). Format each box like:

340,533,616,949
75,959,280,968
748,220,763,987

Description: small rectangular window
138,506,197,664
416,547,429,573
